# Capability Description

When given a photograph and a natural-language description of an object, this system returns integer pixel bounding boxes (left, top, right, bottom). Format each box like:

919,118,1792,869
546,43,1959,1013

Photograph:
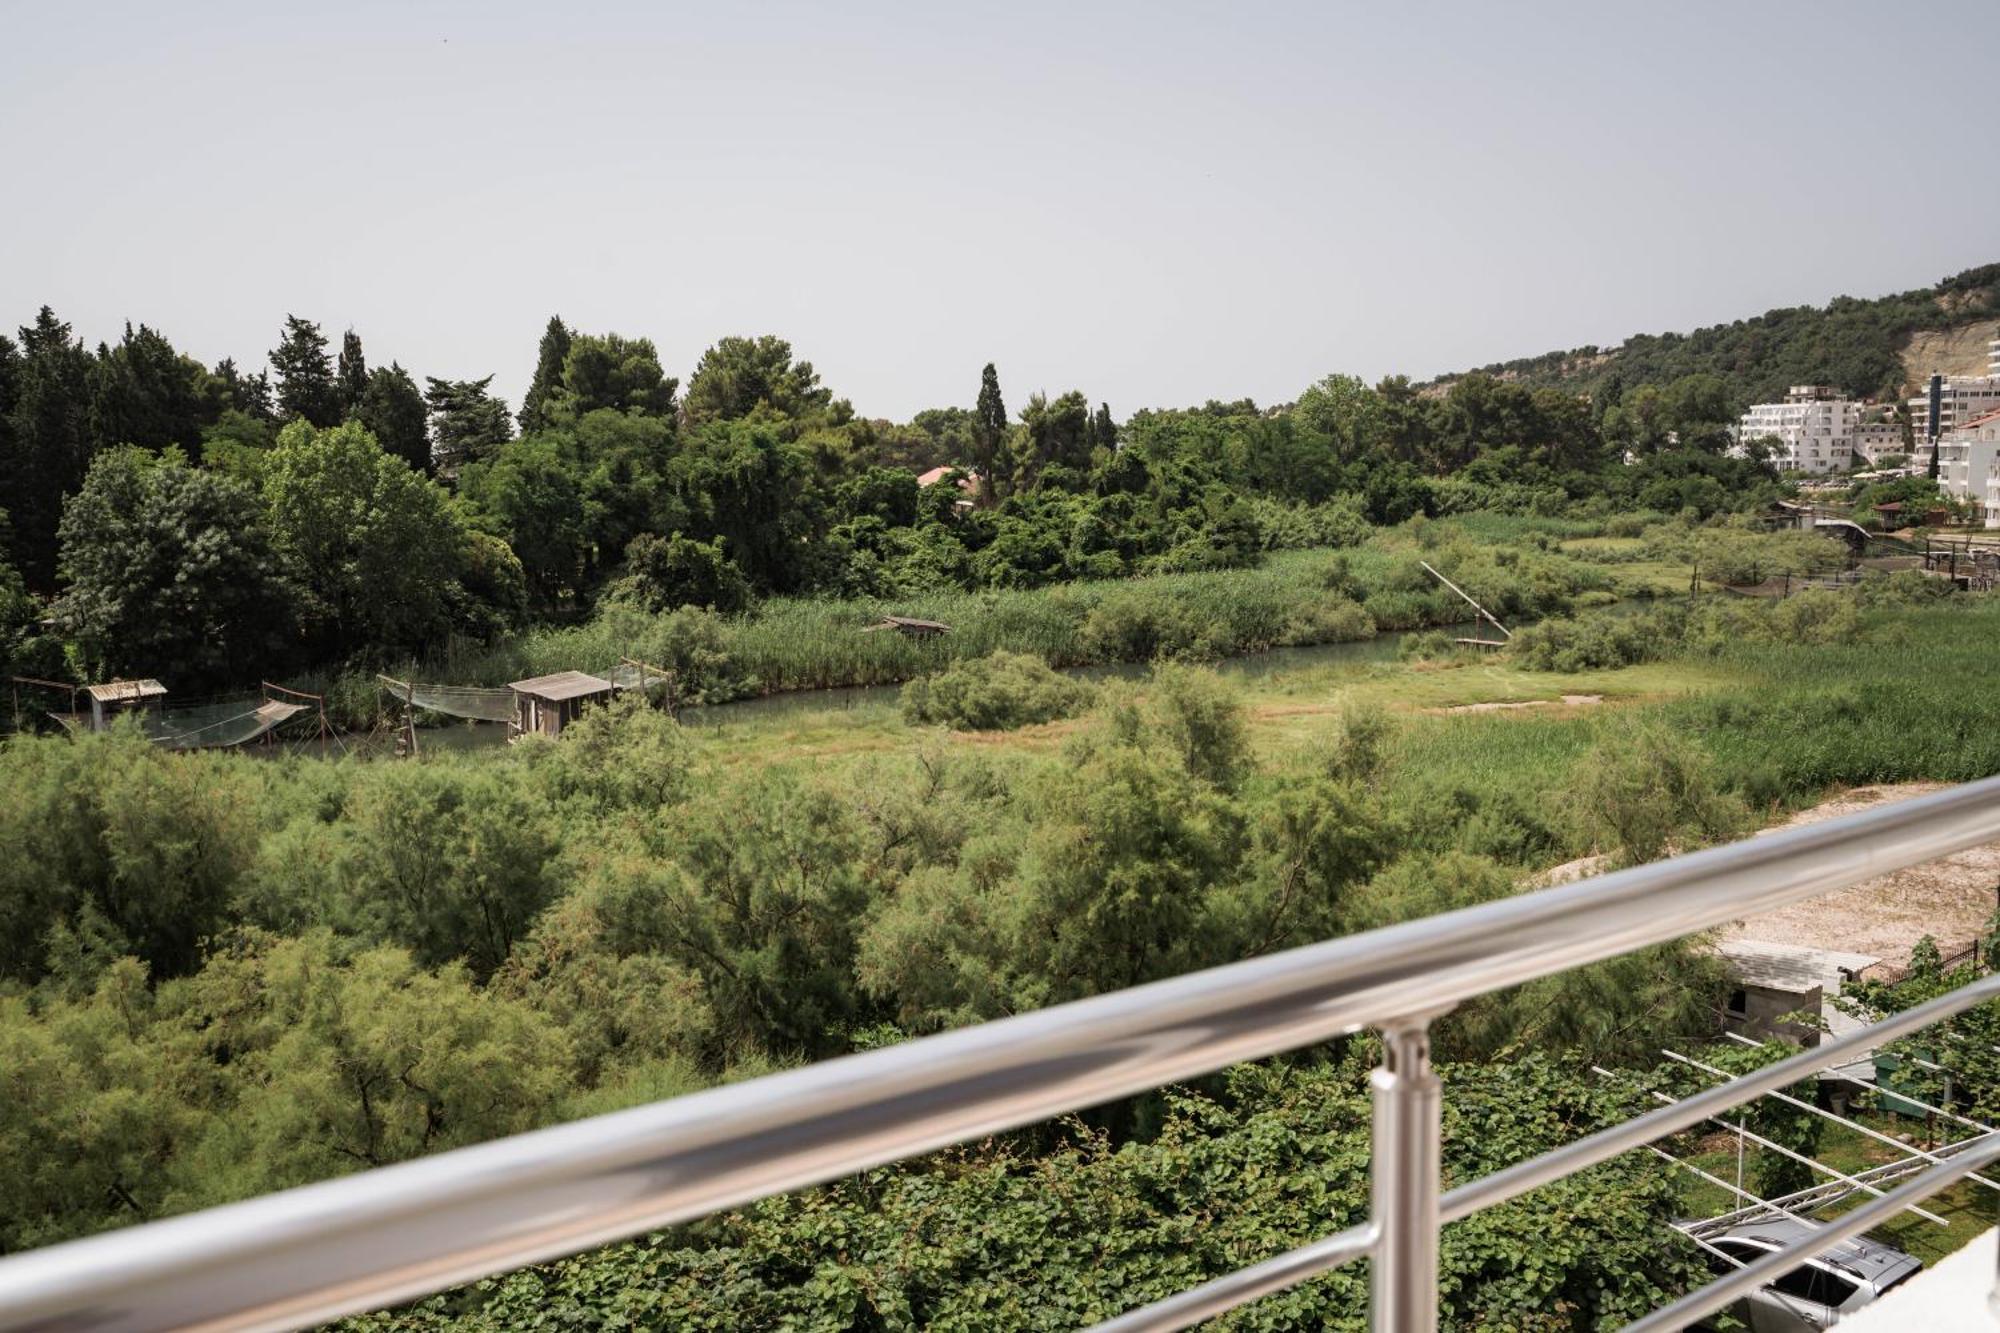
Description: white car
1692,1219,1922,1330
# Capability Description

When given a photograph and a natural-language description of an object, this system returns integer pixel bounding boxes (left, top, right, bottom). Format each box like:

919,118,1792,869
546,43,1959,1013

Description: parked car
1687,1218,1921,1330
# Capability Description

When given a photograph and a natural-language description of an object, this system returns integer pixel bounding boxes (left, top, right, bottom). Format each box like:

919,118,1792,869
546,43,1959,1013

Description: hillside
1438,262,2000,406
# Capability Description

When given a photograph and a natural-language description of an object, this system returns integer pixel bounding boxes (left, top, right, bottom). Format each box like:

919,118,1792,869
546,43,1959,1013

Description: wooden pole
1418,561,1511,640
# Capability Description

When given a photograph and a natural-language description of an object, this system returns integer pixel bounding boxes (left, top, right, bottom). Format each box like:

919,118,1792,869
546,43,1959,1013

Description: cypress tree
517,316,572,435
1092,402,1117,452
337,330,369,417
6,308,96,589
973,363,1007,501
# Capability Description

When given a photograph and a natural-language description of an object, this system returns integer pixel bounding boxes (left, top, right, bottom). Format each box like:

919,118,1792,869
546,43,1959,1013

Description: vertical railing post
1370,1019,1442,1333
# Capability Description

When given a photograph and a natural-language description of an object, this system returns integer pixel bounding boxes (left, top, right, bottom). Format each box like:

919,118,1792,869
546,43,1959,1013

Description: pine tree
425,375,512,477
517,316,572,435
337,330,369,417
973,363,1007,502
268,315,341,427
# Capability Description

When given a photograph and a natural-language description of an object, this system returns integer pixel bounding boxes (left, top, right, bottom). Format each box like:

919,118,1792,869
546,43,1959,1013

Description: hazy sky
4,1,1996,421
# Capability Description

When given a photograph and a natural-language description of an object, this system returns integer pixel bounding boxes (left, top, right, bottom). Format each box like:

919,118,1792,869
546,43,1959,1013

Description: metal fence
5,778,2000,1332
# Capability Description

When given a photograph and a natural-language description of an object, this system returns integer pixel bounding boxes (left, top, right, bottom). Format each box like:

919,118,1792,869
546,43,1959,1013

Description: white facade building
1735,386,1857,474
1908,375,2000,441
1851,420,1907,465
1935,407,2000,525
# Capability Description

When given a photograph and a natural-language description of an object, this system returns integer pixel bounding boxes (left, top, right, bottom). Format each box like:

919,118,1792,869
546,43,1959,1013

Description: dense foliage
4,584,2000,1321
900,650,1097,731
1452,261,2000,405
0,301,1795,699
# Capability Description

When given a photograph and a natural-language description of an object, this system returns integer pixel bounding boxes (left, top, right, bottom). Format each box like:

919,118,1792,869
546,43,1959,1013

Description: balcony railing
4,778,2000,1332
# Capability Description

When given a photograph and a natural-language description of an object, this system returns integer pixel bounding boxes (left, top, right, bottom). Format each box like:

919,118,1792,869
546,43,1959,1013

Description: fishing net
604,662,671,694
142,698,309,750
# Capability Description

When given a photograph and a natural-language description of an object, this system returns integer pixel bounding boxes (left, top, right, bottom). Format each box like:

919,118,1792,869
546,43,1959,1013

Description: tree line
0,305,1780,692
1453,260,2000,406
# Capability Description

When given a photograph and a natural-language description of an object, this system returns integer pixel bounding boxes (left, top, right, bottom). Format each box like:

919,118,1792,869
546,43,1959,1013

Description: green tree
254,765,561,978
89,323,214,458
1013,389,1091,490
457,437,588,608
516,315,572,435
1294,373,1388,468
674,418,827,592
973,362,1008,500
545,332,678,422
590,772,875,1057
262,420,465,656
52,447,290,686
353,363,431,475
5,308,97,589
424,375,512,475
617,533,749,612
0,728,258,986
210,357,274,420
1091,400,1118,453
170,933,573,1196
267,315,341,427
336,329,368,415
682,335,833,426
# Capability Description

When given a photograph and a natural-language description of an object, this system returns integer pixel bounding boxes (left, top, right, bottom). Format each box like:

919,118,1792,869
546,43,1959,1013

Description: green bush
901,651,1097,731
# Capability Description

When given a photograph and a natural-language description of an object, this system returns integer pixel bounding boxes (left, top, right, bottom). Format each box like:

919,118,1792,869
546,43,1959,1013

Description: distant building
1735,386,1857,474
1991,335,2000,377
1908,375,2000,441
1934,408,2000,525
916,465,981,510
916,465,980,491
1851,419,1907,466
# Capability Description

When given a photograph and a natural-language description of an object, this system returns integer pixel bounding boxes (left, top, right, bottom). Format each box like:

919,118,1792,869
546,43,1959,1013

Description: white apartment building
1908,375,2000,441
1735,385,1857,474
1990,336,1999,377
1936,408,2000,523
1852,420,1907,465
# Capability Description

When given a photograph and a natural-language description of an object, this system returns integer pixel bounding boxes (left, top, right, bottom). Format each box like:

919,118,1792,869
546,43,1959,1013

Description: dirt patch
1431,694,1603,715
1720,784,2000,975
1900,317,2000,394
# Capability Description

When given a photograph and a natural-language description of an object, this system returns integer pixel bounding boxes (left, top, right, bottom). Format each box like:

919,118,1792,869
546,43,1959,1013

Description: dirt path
1720,784,2000,976
1527,783,1999,975
1431,694,1602,715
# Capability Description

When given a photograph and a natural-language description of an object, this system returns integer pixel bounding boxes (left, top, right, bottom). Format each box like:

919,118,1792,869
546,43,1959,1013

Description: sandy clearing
1720,783,2000,976
1530,784,1999,976
1430,694,1603,716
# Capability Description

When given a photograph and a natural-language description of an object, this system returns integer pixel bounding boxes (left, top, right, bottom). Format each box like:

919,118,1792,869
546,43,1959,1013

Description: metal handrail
4,777,2000,1332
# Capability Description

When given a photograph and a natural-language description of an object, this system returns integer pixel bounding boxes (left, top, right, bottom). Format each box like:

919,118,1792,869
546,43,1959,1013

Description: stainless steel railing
4,776,2000,1332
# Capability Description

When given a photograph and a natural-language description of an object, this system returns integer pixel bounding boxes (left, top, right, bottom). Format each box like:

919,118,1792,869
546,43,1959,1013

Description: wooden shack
85,679,167,732
508,670,615,739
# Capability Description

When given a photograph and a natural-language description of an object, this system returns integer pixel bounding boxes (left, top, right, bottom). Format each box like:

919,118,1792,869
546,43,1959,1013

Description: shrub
901,651,1096,731
1570,723,1743,865
1508,614,1654,672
